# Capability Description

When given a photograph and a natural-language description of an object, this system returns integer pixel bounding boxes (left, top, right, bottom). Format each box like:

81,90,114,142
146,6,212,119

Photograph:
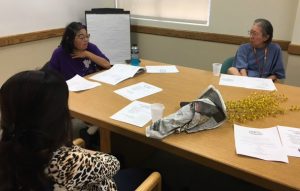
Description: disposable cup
151,103,165,123
212,63,222,76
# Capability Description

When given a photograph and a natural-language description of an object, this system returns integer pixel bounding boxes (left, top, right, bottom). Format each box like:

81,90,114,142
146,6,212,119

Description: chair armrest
135,172,162,191
73,138,86,148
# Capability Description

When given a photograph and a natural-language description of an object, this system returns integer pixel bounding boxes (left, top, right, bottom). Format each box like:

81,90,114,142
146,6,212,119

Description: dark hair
0,69,72,191
60,22,87,54
254,18,273,44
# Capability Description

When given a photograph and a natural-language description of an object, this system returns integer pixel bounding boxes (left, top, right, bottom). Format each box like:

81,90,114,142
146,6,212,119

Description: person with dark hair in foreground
0,69,119,190
227,18,285,81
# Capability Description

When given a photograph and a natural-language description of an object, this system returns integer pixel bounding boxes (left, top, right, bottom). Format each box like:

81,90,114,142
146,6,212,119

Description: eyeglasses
248,30,261,37
76,34,90,41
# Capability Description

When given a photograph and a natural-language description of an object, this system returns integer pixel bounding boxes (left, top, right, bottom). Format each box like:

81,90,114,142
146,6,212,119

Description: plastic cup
212,63,222,76
151,103,165,123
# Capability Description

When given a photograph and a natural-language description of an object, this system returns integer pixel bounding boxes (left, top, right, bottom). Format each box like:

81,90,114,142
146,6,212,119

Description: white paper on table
219,74,276,91
234,124,288,163
110,61,127,65
277,126,300,157
89,64,145,85
66,75,101,92
110,100,151,127
114,82,162,101
146,65,179,73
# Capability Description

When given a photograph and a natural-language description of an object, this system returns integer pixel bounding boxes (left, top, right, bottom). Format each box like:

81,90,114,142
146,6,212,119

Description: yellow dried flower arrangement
225,91,300,123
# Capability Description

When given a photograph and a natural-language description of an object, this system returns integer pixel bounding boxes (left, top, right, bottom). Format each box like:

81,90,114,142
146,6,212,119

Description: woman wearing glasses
48,22,111,148
48,22,111,80
227,18,285,81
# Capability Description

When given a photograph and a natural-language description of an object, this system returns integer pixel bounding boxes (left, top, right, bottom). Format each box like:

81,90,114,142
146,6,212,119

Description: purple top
49,42,109,80
233,43,285,79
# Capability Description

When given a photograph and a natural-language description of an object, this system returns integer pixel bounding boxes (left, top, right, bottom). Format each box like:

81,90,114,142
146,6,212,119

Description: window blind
116,0,210,25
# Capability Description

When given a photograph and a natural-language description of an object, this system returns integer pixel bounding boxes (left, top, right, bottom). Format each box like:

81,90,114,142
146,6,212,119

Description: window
115,0,211,26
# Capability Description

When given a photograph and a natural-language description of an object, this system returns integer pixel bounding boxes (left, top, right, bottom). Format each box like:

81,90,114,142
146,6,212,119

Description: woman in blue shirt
228,18,285,81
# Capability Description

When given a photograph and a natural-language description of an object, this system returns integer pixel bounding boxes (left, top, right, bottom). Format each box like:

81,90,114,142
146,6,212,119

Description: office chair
73,138,162,191
221,56,234,74
73,137,86,147
135,172,162,191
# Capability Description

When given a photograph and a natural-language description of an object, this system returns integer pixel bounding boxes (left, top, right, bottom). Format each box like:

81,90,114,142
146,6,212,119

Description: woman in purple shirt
228,18,285,81
49,22,111,80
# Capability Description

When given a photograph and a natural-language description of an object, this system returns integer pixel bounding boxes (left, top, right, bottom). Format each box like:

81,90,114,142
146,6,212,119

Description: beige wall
130,0,298,40
285,1,300,86
0,38,60,85
133,33,238,69
132,33,291,83
0,1,114,37
291,1,300,44
130,0,300,87
286,55,300,86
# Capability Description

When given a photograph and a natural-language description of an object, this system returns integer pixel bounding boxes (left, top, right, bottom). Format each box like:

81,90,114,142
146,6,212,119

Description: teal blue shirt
233,43,285,79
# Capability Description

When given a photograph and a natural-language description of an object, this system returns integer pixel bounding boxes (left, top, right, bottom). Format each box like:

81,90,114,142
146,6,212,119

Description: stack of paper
234,124,300,163
114,82,162,101
89,64,145,85
219,74,276,91
146,65,179,73
110,101,151,127
66,75,101,92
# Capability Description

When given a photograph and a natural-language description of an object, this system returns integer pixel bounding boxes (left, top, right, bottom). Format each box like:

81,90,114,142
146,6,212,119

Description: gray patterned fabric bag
146,85,227,139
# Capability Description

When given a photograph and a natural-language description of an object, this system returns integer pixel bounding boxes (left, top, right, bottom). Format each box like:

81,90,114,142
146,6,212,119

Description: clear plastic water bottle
131,44,140,66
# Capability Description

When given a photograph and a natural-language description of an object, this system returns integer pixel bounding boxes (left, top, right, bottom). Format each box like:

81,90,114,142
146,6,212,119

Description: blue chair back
221,57,234,74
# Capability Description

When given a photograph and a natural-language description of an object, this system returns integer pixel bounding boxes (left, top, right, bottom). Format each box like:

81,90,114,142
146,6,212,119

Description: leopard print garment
46,145,120,191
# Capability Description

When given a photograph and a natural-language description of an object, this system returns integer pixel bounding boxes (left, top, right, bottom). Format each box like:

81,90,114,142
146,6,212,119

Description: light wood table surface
69,59,300,191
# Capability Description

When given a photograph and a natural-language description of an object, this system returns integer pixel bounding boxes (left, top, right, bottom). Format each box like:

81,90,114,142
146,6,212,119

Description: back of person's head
60,22,87,54
0,69,72,191
254,18,273,44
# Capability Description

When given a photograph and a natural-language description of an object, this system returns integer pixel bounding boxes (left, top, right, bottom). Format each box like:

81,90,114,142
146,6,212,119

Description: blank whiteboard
86,11,131,63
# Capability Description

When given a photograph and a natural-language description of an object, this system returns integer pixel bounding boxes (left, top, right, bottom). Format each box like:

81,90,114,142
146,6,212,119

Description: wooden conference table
69,59,300,191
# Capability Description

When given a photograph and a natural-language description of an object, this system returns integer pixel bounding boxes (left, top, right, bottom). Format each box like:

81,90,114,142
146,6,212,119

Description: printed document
110,101,151,127
277,126,300,157
89,64,145,85
234,124,288,163
234,124,300,163
219,74,276,91
66,75,101,92
114,82,162,101
146,65,179,73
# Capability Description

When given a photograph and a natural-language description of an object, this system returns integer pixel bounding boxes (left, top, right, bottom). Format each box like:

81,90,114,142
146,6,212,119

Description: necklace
253,47,268,77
